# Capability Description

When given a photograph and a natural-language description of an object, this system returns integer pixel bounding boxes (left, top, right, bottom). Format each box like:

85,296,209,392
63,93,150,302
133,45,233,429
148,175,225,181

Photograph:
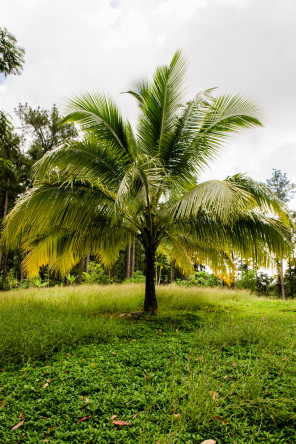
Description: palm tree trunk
280,263,285,300
78,258,83,283
86,252,90,274
276,260,285,300
0,177,10,278
132,236,136,277
144,244,157,313
170,261,174,283
126,234,131,278
3,177,9,219
289,259,294,298
3,254,8,281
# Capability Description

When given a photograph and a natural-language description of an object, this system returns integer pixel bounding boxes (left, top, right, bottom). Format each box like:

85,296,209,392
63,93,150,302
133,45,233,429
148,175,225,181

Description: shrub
82,261,111,285
176,271,220,287
236,269,257,292
123,270,146,283
236,269,274,295
1,269,20,290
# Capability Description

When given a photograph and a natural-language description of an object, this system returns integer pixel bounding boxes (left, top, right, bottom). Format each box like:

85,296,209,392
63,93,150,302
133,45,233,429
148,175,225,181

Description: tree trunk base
143,300,158,314
144,244,158,314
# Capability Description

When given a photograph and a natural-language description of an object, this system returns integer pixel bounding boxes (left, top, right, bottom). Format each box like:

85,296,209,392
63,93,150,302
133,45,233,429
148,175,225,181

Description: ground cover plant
0,285,296,443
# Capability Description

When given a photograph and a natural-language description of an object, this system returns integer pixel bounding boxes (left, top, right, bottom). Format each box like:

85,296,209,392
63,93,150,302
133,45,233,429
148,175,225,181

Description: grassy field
0,285,295,443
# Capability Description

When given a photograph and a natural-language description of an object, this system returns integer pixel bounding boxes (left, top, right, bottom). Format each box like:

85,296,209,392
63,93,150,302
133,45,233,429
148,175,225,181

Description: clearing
0,285,295,443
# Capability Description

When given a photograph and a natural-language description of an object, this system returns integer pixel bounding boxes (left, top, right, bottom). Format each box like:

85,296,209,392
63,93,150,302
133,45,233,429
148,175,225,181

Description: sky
1,0,296,204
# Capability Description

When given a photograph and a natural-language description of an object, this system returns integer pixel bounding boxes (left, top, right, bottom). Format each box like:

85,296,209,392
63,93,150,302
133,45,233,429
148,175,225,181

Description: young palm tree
2,50,292,312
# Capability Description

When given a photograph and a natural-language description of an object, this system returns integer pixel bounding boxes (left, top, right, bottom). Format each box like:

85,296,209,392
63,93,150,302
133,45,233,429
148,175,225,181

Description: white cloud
0,0,295,195
153,0,207,21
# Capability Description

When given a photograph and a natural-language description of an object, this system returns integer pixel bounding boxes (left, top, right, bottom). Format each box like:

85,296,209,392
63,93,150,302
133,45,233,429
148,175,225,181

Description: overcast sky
1,0,296,203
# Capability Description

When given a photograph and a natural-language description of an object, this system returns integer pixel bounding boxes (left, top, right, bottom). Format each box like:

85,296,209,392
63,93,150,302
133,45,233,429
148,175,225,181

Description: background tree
0,27,25,77
0,103,77,284
266,169,296,299
0,112,30,280
2,51,293,311
15,104,78,162
266,169,296,203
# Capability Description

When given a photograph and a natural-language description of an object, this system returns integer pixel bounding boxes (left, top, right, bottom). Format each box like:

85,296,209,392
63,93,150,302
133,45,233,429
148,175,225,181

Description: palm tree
2,50,292,312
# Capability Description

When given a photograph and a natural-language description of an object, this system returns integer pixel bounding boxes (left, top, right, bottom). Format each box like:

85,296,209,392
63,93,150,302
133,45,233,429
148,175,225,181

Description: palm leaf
33,136,128,194
135,49,187,156
62,92,134,159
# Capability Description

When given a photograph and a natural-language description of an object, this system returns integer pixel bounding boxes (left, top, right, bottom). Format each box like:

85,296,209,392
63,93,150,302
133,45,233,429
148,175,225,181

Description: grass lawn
0,285,295,443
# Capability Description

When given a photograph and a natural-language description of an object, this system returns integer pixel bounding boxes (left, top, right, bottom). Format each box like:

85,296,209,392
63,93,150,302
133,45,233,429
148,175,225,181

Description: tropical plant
66,274,76,285
1,51,293,312
32,275,49,288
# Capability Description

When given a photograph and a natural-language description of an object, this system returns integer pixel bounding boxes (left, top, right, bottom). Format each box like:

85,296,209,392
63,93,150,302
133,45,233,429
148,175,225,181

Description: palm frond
162,210,291,283
112,155,167,225
188,94,262,170
159,230,235,282
167,179,256,223
2,181,115,250
33,136,128,193
154,92,262,188
136,49,187,156
170,211,292,267
23,225,129,277
124,78,150,109
62,92,133,159
225,174,292,224
166,175,294,229
23,230,90,277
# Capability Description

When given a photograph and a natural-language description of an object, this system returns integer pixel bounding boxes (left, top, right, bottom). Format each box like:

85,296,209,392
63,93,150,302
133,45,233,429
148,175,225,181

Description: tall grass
0,285,141,362
0,284,295,363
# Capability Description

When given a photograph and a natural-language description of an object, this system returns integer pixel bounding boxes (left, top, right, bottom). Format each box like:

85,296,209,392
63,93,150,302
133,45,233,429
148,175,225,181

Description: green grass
0,285,296,443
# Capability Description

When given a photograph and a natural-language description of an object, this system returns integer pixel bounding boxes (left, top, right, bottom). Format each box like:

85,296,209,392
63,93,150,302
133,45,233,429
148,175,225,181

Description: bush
32,275,49,288
1,269,20,290
176,271,220,287
236,269,257,292
236,269,274,295
123,270,146,283
82,261,111,285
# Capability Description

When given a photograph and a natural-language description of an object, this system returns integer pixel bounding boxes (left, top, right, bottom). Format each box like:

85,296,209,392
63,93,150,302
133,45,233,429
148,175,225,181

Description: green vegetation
0,285,295,443
0,44,295,442
2,51,293,314
0,27,25,77
123,270,146,284
176,271,221,288
82,261,111,285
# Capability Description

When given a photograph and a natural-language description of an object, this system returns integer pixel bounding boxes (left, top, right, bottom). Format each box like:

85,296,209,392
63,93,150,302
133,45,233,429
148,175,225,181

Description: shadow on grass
123,312,205,332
